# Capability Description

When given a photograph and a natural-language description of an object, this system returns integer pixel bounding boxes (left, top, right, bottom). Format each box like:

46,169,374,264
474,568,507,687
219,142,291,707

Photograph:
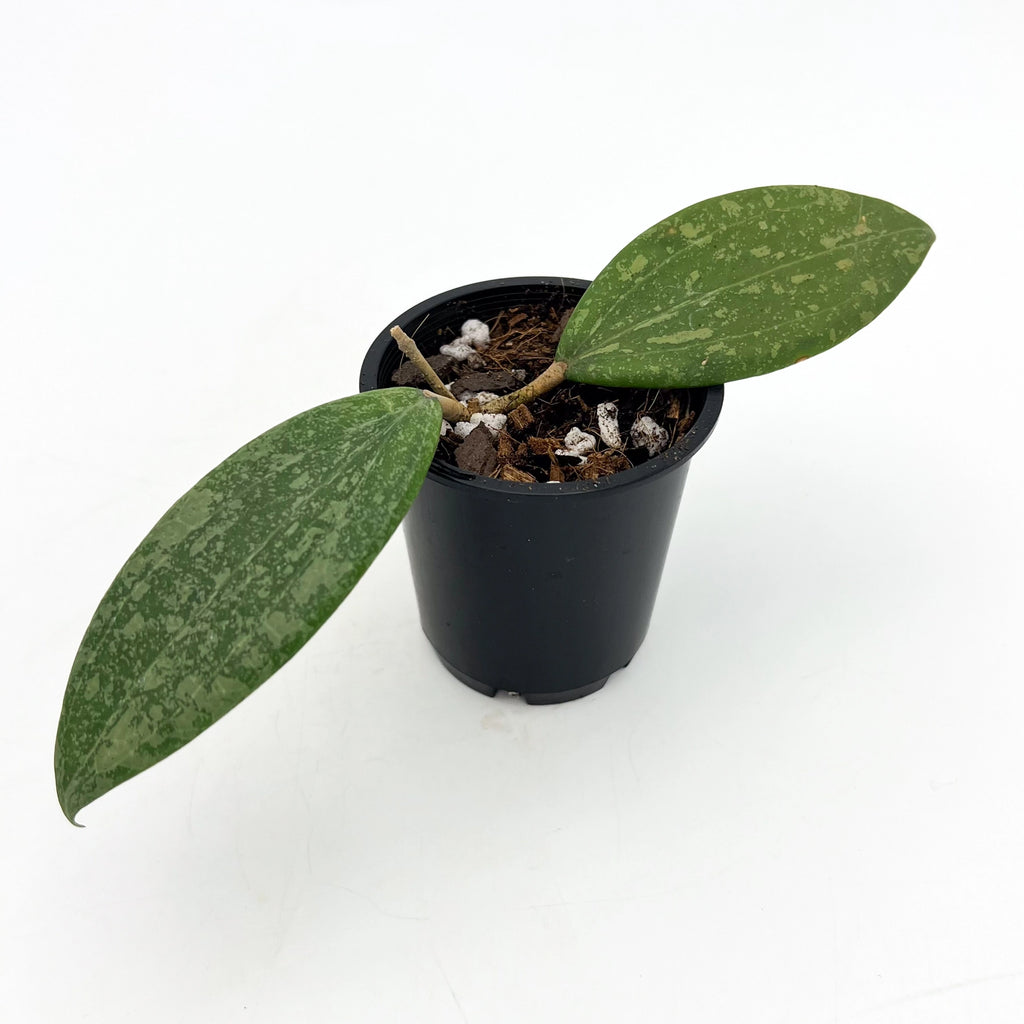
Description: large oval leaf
55,388,441,823
557,185,934,387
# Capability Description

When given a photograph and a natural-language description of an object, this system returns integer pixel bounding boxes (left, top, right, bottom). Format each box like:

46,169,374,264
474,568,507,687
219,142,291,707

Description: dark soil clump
391,304,696,483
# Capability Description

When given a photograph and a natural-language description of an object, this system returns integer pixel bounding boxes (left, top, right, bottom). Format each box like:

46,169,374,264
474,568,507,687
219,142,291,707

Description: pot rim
359,276,724,497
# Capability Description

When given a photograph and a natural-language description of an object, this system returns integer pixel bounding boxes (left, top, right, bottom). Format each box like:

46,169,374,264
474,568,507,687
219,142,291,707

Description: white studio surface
2,2,1022,1021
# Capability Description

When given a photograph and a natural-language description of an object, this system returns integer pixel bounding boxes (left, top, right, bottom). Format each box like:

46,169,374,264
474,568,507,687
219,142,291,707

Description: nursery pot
360,278,724,704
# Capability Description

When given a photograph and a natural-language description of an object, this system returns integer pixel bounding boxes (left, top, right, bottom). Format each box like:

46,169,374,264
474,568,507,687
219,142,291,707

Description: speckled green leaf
557,185,934,387
55,388,441,823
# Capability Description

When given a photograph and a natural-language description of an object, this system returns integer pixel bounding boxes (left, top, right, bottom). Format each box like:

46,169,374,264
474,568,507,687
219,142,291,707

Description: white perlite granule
460,319,491,351
596,402,622,448
630,415,669,456
555,427,598,462
452,412,508,438
439,340,477,361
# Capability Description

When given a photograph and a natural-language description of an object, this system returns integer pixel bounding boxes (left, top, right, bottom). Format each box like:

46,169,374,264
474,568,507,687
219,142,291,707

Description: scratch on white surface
528,891,663,911
626,726,640,783
433,952,470,1024
324,882,429,922
854,970,1024,1018
296,778,313,877
609,744,623,865
186,766,199,838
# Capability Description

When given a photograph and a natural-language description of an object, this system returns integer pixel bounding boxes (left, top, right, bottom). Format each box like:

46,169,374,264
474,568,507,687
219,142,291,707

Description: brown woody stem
390,325,455,400
423,390,471,422
478,361,568,414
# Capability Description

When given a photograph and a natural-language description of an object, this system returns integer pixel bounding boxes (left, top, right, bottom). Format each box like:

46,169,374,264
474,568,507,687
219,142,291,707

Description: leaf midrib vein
584,226,926,350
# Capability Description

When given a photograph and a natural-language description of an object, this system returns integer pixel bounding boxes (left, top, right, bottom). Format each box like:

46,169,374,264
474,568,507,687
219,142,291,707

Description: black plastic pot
360,278,723,704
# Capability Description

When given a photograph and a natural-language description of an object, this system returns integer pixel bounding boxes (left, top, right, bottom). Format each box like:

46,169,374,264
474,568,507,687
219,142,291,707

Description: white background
3,1,1023,1021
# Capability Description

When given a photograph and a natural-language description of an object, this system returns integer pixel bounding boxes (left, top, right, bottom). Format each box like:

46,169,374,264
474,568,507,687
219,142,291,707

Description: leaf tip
55,729,88,827
56,782,85,828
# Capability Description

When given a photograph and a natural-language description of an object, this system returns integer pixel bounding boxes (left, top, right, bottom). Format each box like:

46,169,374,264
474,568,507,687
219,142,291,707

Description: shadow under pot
359,277,724,704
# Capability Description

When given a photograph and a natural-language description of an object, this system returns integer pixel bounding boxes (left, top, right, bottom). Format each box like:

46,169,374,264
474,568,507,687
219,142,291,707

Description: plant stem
422,390,471,422
478,361,568,415
390,326,455,400
421,360,568,425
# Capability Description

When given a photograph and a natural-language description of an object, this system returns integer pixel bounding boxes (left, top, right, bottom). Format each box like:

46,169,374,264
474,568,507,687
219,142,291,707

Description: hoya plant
55,185,934,823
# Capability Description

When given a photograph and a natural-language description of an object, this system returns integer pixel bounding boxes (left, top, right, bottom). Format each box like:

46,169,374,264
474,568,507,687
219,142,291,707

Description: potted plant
54,185,934,824
358,276,725,706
